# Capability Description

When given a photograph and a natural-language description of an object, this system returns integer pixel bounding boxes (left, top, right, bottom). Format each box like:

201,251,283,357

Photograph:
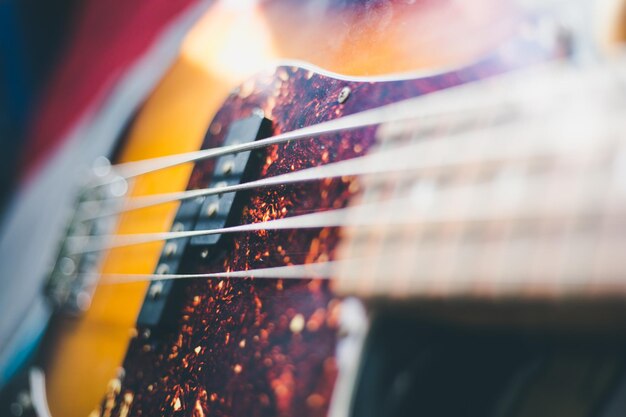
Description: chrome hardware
338,86,351,104
46,163,125,315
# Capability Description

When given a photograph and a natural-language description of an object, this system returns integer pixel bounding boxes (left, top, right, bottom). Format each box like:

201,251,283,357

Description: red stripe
22,0,199,178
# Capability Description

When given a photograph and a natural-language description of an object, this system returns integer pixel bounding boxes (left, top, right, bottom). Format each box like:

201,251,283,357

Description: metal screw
172,222,185,232
338,86,351,104
200,248,210,259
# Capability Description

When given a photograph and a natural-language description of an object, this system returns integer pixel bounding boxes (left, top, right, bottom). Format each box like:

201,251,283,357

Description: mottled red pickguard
107,37,558,417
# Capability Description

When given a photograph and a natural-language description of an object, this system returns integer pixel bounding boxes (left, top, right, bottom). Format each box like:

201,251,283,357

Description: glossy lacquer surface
40,1,554,416
102,35,557,416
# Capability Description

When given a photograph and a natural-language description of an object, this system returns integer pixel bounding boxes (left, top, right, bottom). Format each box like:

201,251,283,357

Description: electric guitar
1,1,625,417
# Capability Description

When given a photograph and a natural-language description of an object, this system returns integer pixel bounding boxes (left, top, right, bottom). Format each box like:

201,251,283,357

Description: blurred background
0,0,79,211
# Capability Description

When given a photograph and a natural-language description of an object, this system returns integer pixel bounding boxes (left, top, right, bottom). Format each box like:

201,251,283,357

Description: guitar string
96,261,338,284
95,222,626,287
77,113,526,220
72,64,626,285
93,249,626,287
64,17,549,286
69,99,623,254
71,200,407,254
93,167,626,287
91,95,516,183
77,67,613,220
87,61,588,186
69,140,624,256
78,138,444,220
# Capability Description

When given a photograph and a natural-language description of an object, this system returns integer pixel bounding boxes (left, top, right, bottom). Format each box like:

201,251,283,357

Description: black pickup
136,111,272,332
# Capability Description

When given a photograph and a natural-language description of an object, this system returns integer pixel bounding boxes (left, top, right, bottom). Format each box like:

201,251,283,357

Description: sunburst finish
39,1,555,416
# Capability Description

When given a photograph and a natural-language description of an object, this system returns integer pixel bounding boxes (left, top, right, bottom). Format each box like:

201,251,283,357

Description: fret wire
376,71,624,296
382,63,616,294
375,125,409,297
533,122,584,297
446,235,626,298
360,168,391,297
487,108,544,297
389,176,416,298
376,169,411,296
329,234,624,299
360,98,498,297
591,142,626,290
527,102,610,297
448,104,504,298
376,111,444,293
553,138,607,295
419,107,481,297
335,231,626,299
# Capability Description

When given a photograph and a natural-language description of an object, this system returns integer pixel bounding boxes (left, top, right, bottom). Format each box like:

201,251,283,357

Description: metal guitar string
69,149,625,256
70,95,623,254
78,93,610,221
69,61,625,283
71,200,410,254
78,114,521,220
97,262,338,284
87,61,587,186
78,63,614,223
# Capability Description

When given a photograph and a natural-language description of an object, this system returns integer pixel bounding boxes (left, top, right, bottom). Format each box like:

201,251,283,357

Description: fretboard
335,57,626,303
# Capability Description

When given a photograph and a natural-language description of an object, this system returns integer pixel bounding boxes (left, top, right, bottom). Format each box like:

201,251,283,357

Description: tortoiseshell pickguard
104,35,560,417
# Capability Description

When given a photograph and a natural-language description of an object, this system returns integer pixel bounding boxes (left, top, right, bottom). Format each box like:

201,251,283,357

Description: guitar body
6,1,568,416
99,41,556,416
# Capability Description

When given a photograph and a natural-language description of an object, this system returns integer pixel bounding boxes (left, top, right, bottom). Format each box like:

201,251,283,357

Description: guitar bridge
46,170,127,315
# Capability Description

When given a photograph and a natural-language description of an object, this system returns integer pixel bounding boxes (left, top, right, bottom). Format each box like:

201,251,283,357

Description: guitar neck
335,57,626,306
